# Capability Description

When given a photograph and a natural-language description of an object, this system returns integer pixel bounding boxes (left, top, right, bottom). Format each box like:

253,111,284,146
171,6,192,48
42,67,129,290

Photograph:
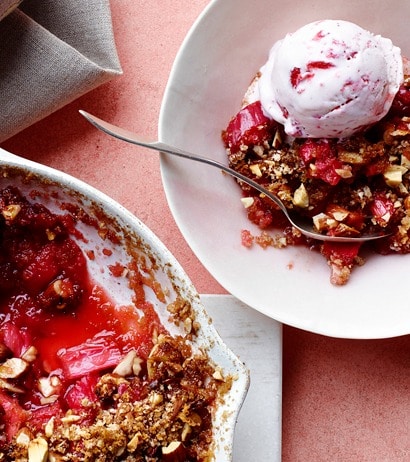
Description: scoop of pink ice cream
258,20,403,138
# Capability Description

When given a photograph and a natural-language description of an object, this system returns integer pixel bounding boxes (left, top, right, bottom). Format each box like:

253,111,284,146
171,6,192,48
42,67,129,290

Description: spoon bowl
80,110,389,243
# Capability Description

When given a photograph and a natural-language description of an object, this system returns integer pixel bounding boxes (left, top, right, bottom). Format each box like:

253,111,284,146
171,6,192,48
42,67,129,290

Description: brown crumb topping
4,332,231,462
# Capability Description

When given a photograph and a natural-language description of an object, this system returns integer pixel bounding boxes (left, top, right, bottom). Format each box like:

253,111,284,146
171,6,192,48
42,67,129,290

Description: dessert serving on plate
0,153,248,461
222,19,410,285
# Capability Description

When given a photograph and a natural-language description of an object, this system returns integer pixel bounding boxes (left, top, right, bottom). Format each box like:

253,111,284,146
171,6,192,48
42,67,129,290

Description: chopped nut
2,204,21,221
21,346,38,362
313,213,336,232
334,167,353,179
132,356,143,376
391,129,410,137
249,164,262,177
384,165,408,186
401,154,410,168
252,145,264,157
337,151,364,164
15,428,33,447
44,417,55,438
240,197,255,208
149,391,163,406
181,423,191,442
46,229,56,240
183,317,193,334
113,350,137,377
212,369,224,381
53,279,75,309
61,414,82,424
38,375,62,398
293,183,309,208
327,205,350,222
127,433,140,453
0,357,29,379
28,437,48,462
161,441,187,462
272,130,282,149
0,377,24,393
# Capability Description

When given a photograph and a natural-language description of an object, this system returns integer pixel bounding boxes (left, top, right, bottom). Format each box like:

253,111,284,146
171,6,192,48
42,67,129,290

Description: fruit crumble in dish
222,20,410,285
0,185,232,462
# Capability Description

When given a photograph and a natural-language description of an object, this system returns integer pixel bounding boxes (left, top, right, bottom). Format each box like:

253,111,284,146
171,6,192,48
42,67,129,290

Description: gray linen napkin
0,0,122,142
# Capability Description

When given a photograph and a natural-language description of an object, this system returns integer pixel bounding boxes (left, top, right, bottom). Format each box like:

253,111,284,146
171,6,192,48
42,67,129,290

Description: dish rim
0,147,250,461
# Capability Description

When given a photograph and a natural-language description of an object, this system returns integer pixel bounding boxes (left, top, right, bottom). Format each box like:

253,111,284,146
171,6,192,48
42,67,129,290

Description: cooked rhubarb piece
222,101,277,153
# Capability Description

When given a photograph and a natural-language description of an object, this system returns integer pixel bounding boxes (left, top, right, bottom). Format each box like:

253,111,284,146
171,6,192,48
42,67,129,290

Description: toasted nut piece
327,205,350,222
161,442,187,462
0,357,29,379
15,427,33,447
44,417,55,438
28,437,48,462
38,375,62,398
391,129,410,137
39,395,59,405
332,223,361,237
272,129,282,149
313,213,337,232
61,414,81,424
0,377,24,393
249,164,262,177
212,369,224,381
113,350,137,377
252,145,264,157
49,278,75,310
293,184,309,208
401,154,410,168
132,356,143,376
337,151,364,164
2,204,21,221
21,346,38,363
383,165,408,186
127,433,140,453
181,423,191,442
149,391,163,406
184,317,193,334
332,211,349,222
240,197,255,209
334,167,353,179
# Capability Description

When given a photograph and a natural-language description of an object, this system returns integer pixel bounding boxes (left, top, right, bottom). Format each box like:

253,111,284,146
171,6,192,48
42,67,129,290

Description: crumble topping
223,74,410,285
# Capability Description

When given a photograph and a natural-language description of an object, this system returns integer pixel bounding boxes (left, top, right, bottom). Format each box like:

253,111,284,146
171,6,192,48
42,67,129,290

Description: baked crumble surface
6,333,227,462
223,75,410,285
0,186,232,462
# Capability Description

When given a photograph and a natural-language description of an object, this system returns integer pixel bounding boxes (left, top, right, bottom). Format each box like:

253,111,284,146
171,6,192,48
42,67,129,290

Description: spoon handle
79,110,287,215
79,110,389,243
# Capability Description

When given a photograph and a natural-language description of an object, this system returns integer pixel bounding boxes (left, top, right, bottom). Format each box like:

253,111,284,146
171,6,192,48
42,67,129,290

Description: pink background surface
2,1,410,460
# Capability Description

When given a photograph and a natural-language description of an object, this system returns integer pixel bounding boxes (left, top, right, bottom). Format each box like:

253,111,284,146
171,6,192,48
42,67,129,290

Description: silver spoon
79,110,389,243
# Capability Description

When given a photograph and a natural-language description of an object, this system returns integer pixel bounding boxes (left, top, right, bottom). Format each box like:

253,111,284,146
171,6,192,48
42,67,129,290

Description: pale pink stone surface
2,2,410,461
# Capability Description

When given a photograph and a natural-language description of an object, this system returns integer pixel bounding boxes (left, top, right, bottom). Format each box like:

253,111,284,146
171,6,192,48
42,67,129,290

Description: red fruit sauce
0,186,164,441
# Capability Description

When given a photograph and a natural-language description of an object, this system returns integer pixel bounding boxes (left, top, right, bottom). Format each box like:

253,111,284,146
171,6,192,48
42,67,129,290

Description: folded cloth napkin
0,0,122,142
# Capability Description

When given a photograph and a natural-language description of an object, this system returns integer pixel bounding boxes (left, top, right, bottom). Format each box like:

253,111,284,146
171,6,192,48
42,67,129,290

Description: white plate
0,148,249,461
159,0,410,339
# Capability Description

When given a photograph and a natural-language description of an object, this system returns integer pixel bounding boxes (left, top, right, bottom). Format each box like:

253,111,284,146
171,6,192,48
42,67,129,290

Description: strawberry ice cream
258,19,403,138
